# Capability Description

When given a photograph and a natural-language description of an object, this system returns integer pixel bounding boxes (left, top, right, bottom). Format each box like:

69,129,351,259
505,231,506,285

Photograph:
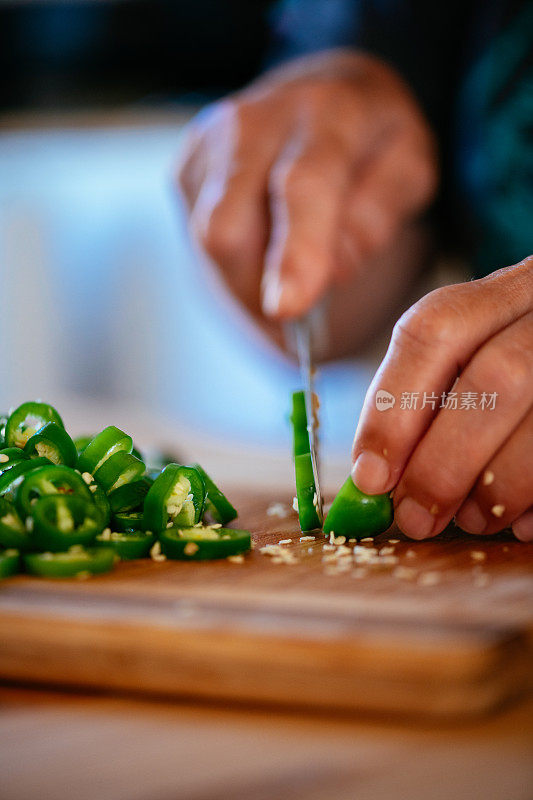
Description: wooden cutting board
0,491,531,718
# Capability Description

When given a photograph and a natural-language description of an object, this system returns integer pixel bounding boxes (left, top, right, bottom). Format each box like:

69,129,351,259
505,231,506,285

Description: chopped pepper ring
144,464,205,532
15,464,92,518
93,451,145,494
31,494,104,552
24,546,115,578
24,422,78,467
0,498,32,550
5,402,64,450
323,477,392,538
193,463,237,525
160,526,251,560
96,529,155,560
77,426,133,475
0,548,20,579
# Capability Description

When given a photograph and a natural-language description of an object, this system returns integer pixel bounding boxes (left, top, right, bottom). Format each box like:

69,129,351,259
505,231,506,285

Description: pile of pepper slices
0,401,250,579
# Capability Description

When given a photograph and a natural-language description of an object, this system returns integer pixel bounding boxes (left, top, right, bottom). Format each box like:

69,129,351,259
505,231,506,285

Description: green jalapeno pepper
93,451,146,494
290,391,311,457
31,494,103,552
0,548,20,579
77,426,133,474
107,476,152,513
24,545,115,578
0,447,28,476
0,498,32,550
144,464,205,532
323,477,393,538
0,457,51,500
73,435,93,456
96,530,155,560
24,422,78,467
5,402,64,449
294,452,322,531
112,511,146,532
160,525,251,560
193,463,237,525
15,464,92,518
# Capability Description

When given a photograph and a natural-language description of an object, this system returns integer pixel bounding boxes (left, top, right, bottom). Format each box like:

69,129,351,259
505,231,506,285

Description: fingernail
395,497,435,539
512,510,533,542
351,451,390,494
261,272,283,317
455,500,487,535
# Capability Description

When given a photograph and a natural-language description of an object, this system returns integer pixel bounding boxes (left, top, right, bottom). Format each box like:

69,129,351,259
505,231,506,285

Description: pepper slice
144,464,205,532
0,447,28,476
107,476,152,513
160,526,251,560
93,451,145,494
96,530,155,560
0,457,52,500
5,402,64,449
31,495,103,552
77,426,133,475
24,423,78,467
15,464,92,518
24,546,115,578
73,435,93,456
0,548,20,579
0,498,32,550
323,477,393,538
112,511,146,532
193,463,237,525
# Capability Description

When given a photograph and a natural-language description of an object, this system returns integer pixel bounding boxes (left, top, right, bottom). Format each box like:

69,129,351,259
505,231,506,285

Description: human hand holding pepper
351,257,533,541
177,50,437,327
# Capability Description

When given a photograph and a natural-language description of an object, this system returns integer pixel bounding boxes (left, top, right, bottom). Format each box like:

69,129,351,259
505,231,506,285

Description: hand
177,50,437,322
351,257,533,541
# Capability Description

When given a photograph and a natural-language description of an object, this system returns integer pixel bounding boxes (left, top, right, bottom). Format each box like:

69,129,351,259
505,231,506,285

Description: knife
286,307,327,525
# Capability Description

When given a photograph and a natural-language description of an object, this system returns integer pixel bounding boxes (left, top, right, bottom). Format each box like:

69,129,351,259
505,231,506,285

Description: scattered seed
266,502,289,518
491,504,505,518
184,542,199,556
360,537,374,543
0,454,9,463
470,550,487,562
388,539,400,544
418,571,441,586
81,472,93,485
278,539,292,545
292,496,299,512
299,535,315,541
482,470,495,486
332,535,346,545
227,554,244,564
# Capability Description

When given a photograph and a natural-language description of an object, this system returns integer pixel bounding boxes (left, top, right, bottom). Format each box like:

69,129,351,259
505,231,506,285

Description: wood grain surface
0,491,531,718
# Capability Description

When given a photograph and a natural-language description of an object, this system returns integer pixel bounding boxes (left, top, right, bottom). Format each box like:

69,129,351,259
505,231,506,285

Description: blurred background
0,0,384,490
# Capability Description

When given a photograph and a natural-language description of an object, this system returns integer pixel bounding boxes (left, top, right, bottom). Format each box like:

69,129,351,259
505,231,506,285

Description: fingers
393,311,533,538
180,100,281,311
351,258,533,496
338,122,437,276
455,408,533,537
261,133,352,318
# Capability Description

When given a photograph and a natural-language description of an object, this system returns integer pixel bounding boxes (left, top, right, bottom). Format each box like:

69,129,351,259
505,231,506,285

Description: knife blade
287,311,324,525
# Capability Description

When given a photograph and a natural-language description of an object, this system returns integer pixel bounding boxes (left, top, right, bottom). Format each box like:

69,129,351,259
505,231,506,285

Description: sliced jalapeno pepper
294,452,321,531
290,391,311,457
0,457,51,500
24,545,115,578
0,548,20,579
193,463,237,525
90,481,111,526
112,511,146,532
5,402,64,449
15,464,92,518
323,477,393,538
24,422,78,467
96,530,155,560
144,464,205,532
0,498,32,550
31,495,103,552
93,451,145,494
73,435,93,456
107,476,152,513
77,426,133,474
160,525,251,560
0,447,28,476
